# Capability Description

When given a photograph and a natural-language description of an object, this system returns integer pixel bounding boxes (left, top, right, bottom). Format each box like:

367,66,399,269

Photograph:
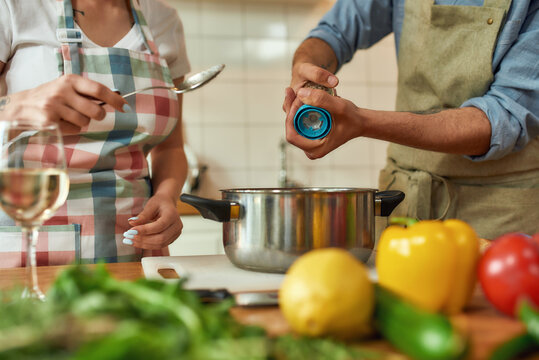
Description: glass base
21,286,46,301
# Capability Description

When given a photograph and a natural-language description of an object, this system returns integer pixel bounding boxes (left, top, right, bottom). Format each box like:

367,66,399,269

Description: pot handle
180,193,240,222
375,190,405,217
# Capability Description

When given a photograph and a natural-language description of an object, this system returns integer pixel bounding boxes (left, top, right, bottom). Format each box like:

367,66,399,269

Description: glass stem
23,226,45,300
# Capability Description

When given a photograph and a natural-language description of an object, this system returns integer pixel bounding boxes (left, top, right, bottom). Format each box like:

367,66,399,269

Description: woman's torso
0,0,189,266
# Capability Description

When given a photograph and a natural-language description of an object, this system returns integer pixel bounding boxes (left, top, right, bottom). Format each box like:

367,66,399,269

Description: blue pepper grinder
293,81,335,140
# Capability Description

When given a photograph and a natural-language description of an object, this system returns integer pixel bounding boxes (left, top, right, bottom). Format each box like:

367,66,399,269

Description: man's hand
285,86,362,159
290,62,339,93
283,63,339,118
283,37,340,125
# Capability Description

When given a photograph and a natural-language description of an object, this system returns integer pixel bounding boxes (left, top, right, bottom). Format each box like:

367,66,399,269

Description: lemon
279,248,374,340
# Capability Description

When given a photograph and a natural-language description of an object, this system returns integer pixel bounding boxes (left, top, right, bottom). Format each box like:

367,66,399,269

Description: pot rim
219,187,378,194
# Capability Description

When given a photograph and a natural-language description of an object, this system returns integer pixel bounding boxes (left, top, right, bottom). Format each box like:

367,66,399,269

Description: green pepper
488,299,539,360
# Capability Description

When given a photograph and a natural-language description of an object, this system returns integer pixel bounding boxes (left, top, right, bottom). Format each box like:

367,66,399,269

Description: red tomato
478,232,539,317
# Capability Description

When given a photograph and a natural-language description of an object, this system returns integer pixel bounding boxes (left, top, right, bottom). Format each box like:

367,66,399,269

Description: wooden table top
0,262,530,360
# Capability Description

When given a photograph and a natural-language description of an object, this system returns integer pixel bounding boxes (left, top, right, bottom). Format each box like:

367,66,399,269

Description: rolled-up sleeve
463,4,539,161
306,0,393,70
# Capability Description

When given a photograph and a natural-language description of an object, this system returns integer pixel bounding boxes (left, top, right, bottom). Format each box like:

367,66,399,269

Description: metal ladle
98,64,225,104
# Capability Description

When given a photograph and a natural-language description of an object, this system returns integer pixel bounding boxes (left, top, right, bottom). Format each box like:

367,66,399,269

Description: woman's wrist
152,188,180,205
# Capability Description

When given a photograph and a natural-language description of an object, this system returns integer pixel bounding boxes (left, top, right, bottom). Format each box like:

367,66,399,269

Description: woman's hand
123,194,183,250
0,74,128,134
284,82,363,160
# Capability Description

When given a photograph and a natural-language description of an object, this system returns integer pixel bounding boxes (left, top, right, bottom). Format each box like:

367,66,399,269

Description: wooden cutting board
141,255,285,293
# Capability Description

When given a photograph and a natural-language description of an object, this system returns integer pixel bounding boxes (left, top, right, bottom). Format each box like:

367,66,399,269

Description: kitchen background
167,0,399,256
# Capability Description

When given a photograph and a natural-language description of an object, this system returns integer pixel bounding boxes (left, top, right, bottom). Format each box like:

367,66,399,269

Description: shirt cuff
460,97,511,162
307,27,351,71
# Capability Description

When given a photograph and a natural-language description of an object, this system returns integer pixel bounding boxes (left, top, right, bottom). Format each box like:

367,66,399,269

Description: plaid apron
0,0,179,267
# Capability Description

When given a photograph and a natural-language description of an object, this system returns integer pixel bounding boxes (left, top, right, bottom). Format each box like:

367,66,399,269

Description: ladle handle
96,87,172,106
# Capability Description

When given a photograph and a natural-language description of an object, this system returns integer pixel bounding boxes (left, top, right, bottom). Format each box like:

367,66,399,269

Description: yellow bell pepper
376,219,480,314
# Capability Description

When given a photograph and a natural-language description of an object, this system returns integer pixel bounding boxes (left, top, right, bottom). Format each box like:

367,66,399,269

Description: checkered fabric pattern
0,225,80,267
0,0,179,268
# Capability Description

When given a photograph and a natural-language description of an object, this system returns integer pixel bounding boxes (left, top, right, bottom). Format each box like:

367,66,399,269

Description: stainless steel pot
180,188,404,273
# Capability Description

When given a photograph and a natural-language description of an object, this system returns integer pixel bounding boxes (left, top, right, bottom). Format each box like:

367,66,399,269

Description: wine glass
0,121,69,300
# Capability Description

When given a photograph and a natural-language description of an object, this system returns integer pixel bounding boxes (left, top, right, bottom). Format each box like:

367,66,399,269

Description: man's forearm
358,106,492,156
293,38,339,73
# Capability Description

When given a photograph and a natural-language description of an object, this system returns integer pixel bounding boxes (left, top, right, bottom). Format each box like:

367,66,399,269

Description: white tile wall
245,3,287,38
167,0,399,255
200,1,243,37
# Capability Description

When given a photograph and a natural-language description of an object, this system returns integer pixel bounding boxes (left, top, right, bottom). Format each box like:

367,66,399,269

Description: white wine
0,168,69,226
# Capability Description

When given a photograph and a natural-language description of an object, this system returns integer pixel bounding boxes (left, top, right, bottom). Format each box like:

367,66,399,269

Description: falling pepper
376,218,480,314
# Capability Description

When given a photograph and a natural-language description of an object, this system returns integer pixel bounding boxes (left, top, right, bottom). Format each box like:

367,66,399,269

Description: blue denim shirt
308,0,539,161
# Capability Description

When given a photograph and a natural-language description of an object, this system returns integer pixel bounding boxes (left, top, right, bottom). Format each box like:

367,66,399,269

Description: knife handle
192,288,232,303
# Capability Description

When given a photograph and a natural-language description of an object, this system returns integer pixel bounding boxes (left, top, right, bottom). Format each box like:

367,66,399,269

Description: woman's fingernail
122,103,133,113
125,229,138,236
128,217,138,221
327,76,338,87
110,88,120,93
123,238,133,245
123,232,135,239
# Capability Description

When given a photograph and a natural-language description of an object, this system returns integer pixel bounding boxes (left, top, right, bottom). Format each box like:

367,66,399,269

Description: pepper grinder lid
293,81,335,140
294,105,332,140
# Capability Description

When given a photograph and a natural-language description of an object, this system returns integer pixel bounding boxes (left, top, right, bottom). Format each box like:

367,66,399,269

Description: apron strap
385,165,452,221
57,0,82,75
411,170,432,220
429,173,452,220
130,0,159,55
411,170,452,221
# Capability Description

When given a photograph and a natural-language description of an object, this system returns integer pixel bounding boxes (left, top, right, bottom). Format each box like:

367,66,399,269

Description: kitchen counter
0,262,530,359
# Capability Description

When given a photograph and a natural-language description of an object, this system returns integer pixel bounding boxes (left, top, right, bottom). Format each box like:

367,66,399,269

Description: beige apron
378,0,539,239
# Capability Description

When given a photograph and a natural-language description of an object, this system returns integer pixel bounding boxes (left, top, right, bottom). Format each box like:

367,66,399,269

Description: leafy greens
0,264,383,360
